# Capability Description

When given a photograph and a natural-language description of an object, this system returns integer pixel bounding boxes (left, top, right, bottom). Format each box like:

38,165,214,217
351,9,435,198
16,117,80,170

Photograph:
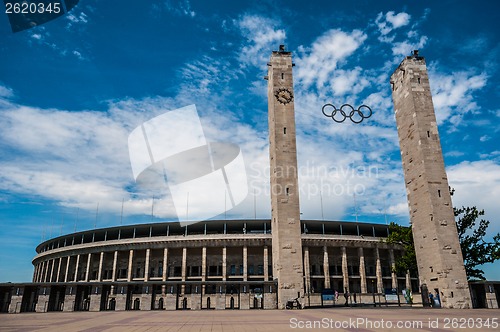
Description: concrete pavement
1,308,499,331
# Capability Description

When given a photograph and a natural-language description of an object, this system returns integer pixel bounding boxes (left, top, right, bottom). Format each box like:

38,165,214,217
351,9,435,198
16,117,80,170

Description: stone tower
266,45,304,308
391,51,471,308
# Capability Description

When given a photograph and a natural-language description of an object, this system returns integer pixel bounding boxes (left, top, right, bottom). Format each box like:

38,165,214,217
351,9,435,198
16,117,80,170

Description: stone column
222,247,227,281
359,247,367,293
112,251,118,281
45,260,51,282
303,247,311,293
64,256,71,282
33,264,39,282
40,261,49,282
127,249,134,282
181,247,187,294
162,248,168,295
33,264,38,282
341,246,349,291
144,249,151,281
40,262,45,282
44,260,50,282
37,262,42,282
405,270,411,290
162,248,168,281
74,254,80,282
39,262,44,282
243,246,248,281
56,257,62,282
323,246,330,289
85,253,92,282
97,252,104,281
181,247,187,281
38,263,43,282
35,263,42,282
375,247,383,293
389,249,397,289
37,264,42,282
49,259,55,282
44,261,49,282
201,247,207,282
263,246,269,281
42,261,48,282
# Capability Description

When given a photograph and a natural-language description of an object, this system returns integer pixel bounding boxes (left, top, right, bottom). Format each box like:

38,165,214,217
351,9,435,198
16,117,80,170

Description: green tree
385,222,417,276
386,191,500,280
454,205,500,280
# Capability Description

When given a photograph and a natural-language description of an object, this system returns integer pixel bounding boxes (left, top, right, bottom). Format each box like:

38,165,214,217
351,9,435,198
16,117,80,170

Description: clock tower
266,45,304,308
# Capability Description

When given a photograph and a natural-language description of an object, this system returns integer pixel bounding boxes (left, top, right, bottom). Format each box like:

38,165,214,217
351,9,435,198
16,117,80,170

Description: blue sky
0,0,499,282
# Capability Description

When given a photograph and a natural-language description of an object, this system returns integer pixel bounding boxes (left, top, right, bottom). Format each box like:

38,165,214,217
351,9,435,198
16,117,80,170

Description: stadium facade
1,219,414,312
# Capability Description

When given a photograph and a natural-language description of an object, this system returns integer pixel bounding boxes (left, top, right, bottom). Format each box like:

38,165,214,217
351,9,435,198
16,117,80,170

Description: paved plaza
1,308,499,332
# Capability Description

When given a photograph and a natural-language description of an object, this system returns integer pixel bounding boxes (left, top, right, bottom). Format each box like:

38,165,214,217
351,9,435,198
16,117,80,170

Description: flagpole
60,213,64,235
320,190,324,221
94,202,99,229
120,198,124,225
384,196,388,225
74,208,79,232
186,192,189,221
353,193,358,223
151,195,155,222
254,189,256,220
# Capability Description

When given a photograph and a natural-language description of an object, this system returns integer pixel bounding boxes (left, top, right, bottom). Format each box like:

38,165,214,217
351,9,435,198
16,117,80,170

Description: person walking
344,288,349,307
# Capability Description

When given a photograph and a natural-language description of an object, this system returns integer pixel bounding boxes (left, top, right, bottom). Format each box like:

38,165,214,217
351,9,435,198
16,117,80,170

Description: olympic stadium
0,219,416,312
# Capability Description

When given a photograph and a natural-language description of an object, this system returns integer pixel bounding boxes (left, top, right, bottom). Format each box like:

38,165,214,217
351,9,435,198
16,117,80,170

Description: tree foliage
386,189,500,280
385,222,418,276
454,205,500,280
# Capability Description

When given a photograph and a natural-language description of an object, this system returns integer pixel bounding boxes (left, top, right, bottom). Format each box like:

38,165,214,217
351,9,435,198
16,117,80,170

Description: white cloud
0,105,135,211
329,67,370,97
480,135,490,142
430,70,487,125
178,56,239,97
373,10,428,65
0,85,13,98
448,160,500,235
161,0,196,17
295,29,367,89
376,11,411,37
445,151,465,158
479,151,500,160
386,12,411,29
66,12,88,24
236,14,286,68
391,36,428,57
0,92,269,222
65,11,89,30
387,202,408,216
72,50,84,60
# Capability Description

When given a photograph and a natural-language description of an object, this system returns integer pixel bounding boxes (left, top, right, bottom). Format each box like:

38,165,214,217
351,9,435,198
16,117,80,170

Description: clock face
275,88,293,105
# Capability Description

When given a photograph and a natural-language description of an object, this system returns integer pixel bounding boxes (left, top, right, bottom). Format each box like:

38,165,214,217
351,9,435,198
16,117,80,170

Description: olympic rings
321,104,372,124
